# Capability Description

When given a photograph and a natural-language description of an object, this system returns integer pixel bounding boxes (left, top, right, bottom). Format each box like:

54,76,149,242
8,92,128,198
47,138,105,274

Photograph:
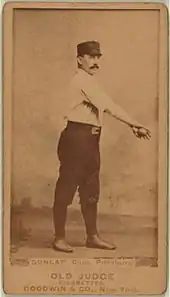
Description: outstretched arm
104,104,151,140
104,105,142,129
74,72,151,139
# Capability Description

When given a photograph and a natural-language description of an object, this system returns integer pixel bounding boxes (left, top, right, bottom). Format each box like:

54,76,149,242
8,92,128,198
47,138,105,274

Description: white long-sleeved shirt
63,68,136,128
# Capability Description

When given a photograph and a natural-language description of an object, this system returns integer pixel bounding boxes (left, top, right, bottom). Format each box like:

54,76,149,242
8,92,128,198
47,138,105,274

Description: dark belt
67,121,101,135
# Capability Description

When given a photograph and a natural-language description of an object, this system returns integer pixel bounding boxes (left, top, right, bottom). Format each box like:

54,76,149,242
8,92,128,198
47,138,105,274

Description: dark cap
77,41,102,57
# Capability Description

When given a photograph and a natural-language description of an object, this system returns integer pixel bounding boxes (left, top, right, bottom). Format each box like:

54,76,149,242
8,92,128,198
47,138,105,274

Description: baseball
138,127,147,136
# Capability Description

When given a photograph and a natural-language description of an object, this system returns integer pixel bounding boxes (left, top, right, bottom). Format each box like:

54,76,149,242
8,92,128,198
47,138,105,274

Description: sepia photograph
3,2,168,295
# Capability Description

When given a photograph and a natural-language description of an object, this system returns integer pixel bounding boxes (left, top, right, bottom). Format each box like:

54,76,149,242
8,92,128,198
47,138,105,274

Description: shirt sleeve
74,71,139,127
74,73,107,111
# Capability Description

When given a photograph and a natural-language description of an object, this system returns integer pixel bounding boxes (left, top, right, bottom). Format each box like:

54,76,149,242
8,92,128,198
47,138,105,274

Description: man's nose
93,56,98,63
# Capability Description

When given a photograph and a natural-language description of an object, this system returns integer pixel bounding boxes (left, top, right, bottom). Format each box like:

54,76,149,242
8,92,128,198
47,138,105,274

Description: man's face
77,54,101,75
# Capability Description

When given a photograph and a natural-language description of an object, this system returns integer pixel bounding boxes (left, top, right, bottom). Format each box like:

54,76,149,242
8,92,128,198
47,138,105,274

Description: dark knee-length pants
53,121,101,237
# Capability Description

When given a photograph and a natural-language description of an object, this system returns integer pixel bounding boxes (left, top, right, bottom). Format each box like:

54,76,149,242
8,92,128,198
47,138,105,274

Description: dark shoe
53,238,73,253
86,234,116,250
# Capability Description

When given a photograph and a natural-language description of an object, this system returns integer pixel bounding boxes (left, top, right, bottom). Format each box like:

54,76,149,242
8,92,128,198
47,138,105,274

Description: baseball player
53,41,151,253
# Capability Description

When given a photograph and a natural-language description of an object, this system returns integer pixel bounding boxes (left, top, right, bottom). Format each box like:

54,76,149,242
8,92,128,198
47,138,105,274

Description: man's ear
77,56,83,65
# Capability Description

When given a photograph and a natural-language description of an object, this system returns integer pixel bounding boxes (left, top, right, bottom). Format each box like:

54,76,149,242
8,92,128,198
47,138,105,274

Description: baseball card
2,1,168,294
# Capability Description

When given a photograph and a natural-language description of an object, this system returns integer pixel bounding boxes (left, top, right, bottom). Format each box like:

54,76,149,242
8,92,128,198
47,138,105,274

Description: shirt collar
76,68,97,81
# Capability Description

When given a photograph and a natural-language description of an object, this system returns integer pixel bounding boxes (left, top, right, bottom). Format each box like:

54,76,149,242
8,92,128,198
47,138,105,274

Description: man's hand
132,126,151,140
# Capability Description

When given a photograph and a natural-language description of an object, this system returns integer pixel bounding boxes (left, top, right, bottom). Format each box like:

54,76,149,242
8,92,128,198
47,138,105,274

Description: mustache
90,64,99,70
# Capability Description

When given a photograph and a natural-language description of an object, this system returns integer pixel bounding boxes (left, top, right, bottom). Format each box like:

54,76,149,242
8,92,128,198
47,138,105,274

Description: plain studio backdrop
12,9,158,217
